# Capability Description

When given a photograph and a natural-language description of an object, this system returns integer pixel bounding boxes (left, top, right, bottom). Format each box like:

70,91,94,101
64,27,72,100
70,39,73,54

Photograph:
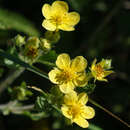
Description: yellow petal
56,53,71,70
64,12,80,26
91,59,97,70
104,70,114,77
97,77,108,82
78,93,88,105
61,105,72,119
98,59,105,68
48,68,61,84
64,91,78,105
74,72,88,87
71,56,87,72
42,19,56,31
58,24,75,31
42,4,52,19
52,1,68,14
81,106,95,119
59,82,75,94
74,116,89,128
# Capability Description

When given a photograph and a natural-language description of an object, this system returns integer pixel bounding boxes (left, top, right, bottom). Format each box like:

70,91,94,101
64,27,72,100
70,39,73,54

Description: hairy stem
0,100,34,114
36,60,55,67
89,98,130,128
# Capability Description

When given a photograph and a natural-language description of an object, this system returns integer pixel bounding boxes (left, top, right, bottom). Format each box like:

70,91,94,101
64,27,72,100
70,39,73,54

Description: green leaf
50,86,64,107
38,50,58,62
0,49,49,80
35,96,52,112
10,81,33,101
0,8,40,36
76,84,96,94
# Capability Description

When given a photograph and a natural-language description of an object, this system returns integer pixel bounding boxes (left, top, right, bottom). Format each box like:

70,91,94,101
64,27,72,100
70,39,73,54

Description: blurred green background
0,0,130,130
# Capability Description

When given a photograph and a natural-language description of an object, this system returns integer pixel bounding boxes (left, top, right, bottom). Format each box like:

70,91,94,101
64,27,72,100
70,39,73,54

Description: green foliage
0,49,49,79
49,86,64,107
4,46,19,67
77,84,96,94
35,96,52,112
44,31,61,43
38,50,58,63
8,81,33,101
0,8,40,36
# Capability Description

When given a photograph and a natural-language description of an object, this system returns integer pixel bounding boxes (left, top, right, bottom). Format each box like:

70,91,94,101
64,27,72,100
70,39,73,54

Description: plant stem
0,100,34,114
89,98,130,128
0,67,25,94
28,86,61,113
27,66,49,80
0,49,49,80
36,60,55,67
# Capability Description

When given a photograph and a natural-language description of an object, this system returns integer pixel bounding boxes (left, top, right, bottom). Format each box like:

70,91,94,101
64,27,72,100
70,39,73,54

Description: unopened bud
14,34,25,47
26,37,40,48
40,38,51,52
44,31,60,43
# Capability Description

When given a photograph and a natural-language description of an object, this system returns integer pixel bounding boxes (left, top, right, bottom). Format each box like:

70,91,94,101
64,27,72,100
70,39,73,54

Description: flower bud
26,37,40,48
40,38,51,52
101,59,112,69
14,34,25,47
44,31,60,43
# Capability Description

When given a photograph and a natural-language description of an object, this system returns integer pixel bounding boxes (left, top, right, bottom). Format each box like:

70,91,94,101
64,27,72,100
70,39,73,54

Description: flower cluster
48,53,113,128
41,1,114,128
0,0,116,129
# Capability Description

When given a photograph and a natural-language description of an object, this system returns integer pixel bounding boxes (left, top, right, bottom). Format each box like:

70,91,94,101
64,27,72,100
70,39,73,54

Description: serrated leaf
35,96,52,112
35,96,46,111
0,8,40,36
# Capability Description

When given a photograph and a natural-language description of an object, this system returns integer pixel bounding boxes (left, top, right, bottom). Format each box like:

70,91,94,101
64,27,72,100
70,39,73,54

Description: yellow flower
48,53,88,93
90,59,114,82
61,92,95,128
42,1,80,31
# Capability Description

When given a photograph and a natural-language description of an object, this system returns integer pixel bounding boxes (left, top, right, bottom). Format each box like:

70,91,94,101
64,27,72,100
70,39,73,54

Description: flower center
26,46,38,59
69,104,82,119
56,69,76,84
94,64,104,78
51,15,62,26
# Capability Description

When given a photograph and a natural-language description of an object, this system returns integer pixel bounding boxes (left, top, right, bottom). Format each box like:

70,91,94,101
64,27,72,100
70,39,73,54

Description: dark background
0,0,130,130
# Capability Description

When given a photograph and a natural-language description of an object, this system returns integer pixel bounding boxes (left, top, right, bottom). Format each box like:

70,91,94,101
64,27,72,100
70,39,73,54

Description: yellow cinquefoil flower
90,59,114,82
48,53,88,93
42,1,80,31
61,92,95,128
